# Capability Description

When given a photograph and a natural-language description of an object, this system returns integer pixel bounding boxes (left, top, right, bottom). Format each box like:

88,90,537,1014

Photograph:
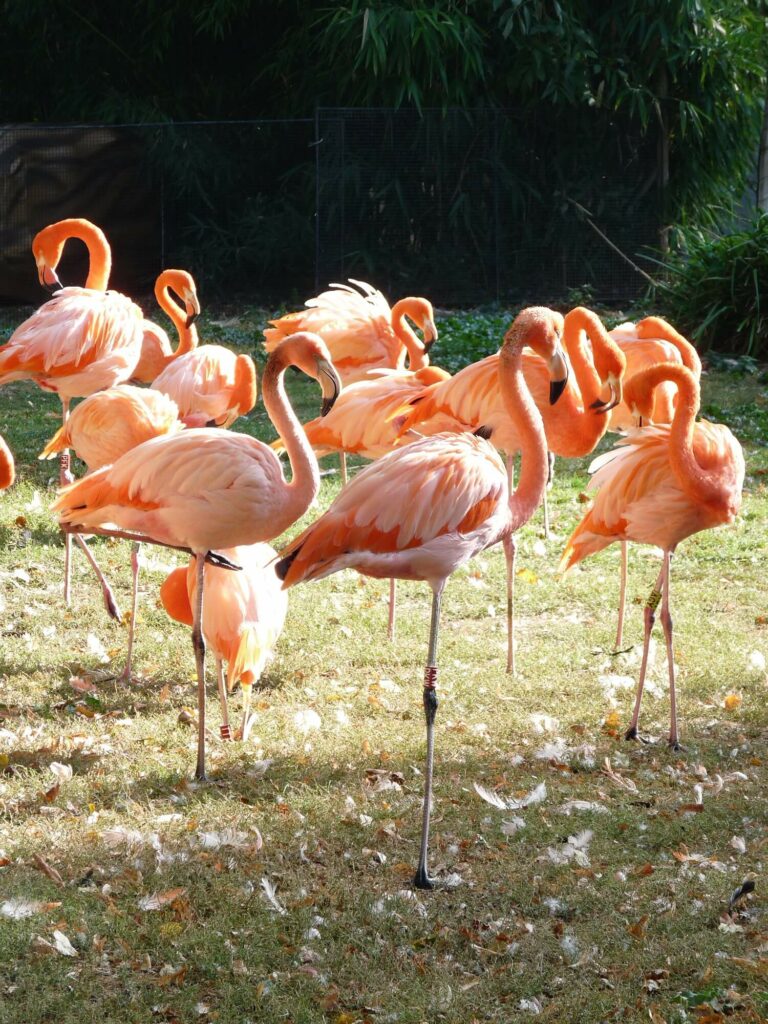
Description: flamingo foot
104,589,123,624
624,725,639,741
413,864,435,891
667,737,685,752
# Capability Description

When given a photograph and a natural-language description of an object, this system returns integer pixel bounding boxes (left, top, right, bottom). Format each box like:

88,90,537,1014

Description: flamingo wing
278,432,507,586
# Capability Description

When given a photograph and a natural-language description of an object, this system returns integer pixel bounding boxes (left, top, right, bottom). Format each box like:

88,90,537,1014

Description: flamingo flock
0,217,748,889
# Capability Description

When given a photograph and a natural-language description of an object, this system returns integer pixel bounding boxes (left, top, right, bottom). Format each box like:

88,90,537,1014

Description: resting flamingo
40,383,184,679
131,269,201,383
275,307,567,889
52,332,341,780
151,343,257,428
398,306,626,537
0,435,15,491
559,363,744,748
607,316,702,648
264,279,437,385
0,217,144,610
160,543,288,741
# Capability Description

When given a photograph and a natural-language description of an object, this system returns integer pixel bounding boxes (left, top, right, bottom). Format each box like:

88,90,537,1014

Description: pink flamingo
607,316,702,648
52,332,341,780
40,382,184,679
264,279,437,385
131,269,201,383
150,344,257,428
559,363,744,747
398,306,625,536
160,543,288,740
275,307,567,888
0,218,144,611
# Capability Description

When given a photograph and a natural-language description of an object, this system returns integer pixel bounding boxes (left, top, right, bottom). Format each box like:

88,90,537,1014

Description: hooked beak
589,374,623,415
39,264,62,294
422,318,438,353
184,290,201,328
317,358,342,416
548,344,569,405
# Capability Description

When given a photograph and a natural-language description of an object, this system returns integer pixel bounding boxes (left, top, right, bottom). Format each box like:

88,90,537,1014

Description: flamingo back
151,346,256,426
0,288,144,397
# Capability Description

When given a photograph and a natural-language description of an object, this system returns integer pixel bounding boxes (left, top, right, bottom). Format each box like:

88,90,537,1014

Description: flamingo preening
275,307,567,889
151,343,257,428
160,543,288,741
560,363,744,748
52,332,341,780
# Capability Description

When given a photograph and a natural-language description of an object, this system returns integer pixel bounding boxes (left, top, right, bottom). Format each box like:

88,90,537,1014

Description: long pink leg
120,542,141,681
60,398,72,606
192,554,208,780
74,534,123,623
215,657,232,741
240,683,254,741
414,585,443,890
339,451,348,485
615,541,628,650
625,565,664,740
387,577,397,641
659,551,680,749
503,533,516,675
542,451,555,539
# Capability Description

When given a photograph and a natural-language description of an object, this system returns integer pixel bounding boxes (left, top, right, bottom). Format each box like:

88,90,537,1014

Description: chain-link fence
1,110,660,307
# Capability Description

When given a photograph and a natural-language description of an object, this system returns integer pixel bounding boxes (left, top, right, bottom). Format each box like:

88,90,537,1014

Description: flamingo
52,332,341,780
607,316,703,648
150,344,257,428
273,363,452,639
160,543,288,741
275,306,567,889
0,435,15,491
131,269,201,383
398,306,626,536
559,363,744,748
0,217,144,610
264,279,437,385
40,383,185,680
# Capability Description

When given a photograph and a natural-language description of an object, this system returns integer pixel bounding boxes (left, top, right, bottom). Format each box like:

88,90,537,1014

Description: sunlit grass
0,305,767,1023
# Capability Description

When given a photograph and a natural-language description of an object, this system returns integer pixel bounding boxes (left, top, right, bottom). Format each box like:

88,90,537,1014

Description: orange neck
631,364,722,507
636,317,702,377
391,298,429,371
261,340,321,533
498,314,550,532
154,271,196,357
39,218,112,290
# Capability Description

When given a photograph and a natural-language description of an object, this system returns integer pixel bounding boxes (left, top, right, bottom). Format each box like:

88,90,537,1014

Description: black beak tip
549,378,568,405
186,312,199,328
321,397,335,417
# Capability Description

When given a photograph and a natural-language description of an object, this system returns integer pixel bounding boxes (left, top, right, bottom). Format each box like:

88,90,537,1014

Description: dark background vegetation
1,1,767,351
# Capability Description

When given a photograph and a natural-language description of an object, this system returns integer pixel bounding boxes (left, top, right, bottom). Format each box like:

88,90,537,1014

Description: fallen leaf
724,693,742,711
627,915,649,940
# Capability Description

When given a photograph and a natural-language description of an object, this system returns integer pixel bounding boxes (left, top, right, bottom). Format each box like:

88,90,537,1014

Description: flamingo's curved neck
639,317,702,377
499,325,549,533
155,278,195,357
54,219,112,290
562,310,603,409
391,299,429,371
261,347,321,532
640,364,722,506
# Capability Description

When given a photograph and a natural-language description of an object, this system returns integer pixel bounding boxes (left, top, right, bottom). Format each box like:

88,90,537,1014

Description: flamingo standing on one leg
606,316,703,648
160,543,288,740
0,218,144,611
151,343,257,428
275,307,568,889
131,269,201,383
52,333,341,780
559,363,744,748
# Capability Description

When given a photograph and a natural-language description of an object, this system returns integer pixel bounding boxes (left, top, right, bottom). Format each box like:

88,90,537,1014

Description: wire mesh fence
0,110,660,308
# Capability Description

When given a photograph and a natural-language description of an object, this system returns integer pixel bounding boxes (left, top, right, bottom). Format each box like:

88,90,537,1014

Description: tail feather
50,468,120,523
227,624,270,690
559,508,615,573
39,424,69,460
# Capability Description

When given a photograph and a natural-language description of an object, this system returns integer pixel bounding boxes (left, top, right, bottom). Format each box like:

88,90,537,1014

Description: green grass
1,306,767,1023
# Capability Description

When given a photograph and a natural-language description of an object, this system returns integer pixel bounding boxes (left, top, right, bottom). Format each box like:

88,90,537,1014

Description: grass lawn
1,303,767,1023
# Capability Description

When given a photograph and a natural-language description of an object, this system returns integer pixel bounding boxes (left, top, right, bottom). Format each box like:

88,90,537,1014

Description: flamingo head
589,339,626,415
278,332,342,416
509,307,568,404
32,230,64,293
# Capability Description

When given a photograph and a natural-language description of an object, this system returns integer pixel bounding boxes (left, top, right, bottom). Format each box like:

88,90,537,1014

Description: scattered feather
261,877,287,916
